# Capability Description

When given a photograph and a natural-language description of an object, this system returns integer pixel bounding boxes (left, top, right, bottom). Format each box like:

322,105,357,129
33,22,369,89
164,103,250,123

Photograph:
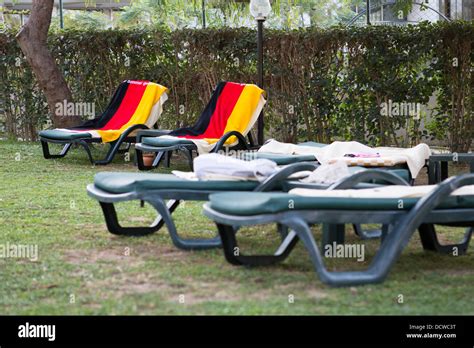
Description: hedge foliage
0,21,473,151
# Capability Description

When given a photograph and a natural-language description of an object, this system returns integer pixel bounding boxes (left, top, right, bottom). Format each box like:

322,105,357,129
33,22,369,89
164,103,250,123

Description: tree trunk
16,0,82,128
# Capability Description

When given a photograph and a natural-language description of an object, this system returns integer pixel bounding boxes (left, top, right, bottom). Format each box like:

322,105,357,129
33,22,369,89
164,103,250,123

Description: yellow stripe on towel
97,83,168,143
205,84,265,145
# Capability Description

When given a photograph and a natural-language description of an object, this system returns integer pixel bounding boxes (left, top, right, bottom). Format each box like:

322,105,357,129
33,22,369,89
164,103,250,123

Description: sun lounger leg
117,142,131,154
136,148,165,170
94,140,122,165
182,148,194,170
165,151,172,167
41,140,72,159
277,223,289,240
77,140,95,164
96,124,150,165
418,224,472,255
147,198,221,250
321,224,345,253
153,151,165,168
215,223,299,266
352,224,383,240
135,147,146,170
99,202,163,236
285,217,390,286
288,175,474,286
145,199,181,231
428,160,437,184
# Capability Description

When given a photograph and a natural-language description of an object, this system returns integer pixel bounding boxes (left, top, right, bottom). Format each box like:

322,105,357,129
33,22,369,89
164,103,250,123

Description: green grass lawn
0,139,473,315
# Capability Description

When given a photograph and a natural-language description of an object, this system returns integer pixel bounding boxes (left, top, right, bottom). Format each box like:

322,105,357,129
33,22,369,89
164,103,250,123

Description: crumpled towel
259,139,431,178
173,153,279,181
300,161,361,185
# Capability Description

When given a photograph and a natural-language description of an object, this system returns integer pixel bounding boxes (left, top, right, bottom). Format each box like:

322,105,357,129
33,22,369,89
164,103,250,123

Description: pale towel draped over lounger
173,153,279,181
291,184,474,198
172,154,366,183
259,140,431,178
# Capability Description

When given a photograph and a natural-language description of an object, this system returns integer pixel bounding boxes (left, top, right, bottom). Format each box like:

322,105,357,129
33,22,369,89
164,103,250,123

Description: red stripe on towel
99,81,149,131
182,82,245,139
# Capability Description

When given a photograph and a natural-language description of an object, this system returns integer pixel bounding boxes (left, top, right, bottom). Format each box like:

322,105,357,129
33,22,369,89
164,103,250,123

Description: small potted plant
142,152,156,167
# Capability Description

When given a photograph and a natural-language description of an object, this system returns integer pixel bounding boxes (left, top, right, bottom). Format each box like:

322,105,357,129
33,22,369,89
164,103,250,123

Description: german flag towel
160,81,266,154
55,80,168,143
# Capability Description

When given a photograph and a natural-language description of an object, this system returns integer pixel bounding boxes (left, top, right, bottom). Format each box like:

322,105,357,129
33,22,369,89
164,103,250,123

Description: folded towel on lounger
173,153,279,181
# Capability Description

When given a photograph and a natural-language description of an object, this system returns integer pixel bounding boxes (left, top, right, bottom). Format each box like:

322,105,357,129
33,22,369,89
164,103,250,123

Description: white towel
290,185,474,198
259,140,431,178
300,161,355,184
193,153,278,181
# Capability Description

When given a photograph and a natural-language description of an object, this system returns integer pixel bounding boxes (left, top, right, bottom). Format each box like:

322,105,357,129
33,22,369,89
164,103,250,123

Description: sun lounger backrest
170,81,266,142
69,80,168,142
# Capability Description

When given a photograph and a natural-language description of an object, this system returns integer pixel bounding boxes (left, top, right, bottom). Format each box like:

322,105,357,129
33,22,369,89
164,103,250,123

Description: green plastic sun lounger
39,80,168,165
87,162,317,250
87,165,410,251
134,81,266,171
203,173,474,286
245,140,416,184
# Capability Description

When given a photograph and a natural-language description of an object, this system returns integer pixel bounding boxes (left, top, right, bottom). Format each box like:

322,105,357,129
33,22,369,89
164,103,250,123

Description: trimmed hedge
0,21,473,151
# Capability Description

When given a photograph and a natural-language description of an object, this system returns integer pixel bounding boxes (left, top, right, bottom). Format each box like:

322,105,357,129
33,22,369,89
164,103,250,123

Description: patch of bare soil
162,275,331,305
63,248,132,265
442,269,474,276
88,272,173,296
63,243,188,265
61,245,330,305
160,278,243,305
61,245,191,301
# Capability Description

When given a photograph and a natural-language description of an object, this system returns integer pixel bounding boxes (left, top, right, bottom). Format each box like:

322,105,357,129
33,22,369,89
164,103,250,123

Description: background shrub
0,21,472,151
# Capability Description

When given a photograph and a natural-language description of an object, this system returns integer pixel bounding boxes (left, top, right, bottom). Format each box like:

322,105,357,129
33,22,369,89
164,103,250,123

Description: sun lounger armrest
330,169,410,190
136,129,173,143
387,174,474,254
255,162,319,192
119,124,150,141
212,131,249,152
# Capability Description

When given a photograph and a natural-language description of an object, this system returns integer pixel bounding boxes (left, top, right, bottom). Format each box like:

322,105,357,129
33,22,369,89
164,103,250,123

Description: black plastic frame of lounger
134,129,257,171
40,124,149,165
428,153,474,184
202,173,474,287
86,162,318,250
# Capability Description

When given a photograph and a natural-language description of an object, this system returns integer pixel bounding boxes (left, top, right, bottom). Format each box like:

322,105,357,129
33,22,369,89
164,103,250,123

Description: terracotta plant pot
142,153,156,167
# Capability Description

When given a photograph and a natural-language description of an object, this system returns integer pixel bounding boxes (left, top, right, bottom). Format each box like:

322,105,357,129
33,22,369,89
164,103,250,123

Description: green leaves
0,22,472,150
